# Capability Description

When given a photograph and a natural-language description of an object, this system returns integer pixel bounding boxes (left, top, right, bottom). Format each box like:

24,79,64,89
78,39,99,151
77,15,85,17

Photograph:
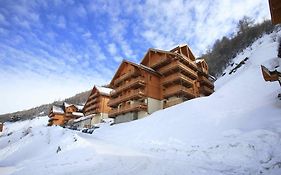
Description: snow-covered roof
64,102,83,110
72,112,84,117
73,115,93,123
195,59,205,63
64,102,75,108
75,105,84,110
52,106,64,114
96,86,113,96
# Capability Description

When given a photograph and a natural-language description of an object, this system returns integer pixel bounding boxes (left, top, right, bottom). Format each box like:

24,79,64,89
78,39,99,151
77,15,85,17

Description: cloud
0,13,8,25
57,15,66,28
135,0,270,55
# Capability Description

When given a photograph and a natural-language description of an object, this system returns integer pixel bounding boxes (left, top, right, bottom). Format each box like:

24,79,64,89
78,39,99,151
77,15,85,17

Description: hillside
0,90,91,122
0,31,281,175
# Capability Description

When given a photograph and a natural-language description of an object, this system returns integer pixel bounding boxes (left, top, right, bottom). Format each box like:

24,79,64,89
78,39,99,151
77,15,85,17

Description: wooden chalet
48,103,84,126
81,86,113,127
141,44,214,108
108,44,214,124
196,59,215,96
108,60,162,124
269,0,281,24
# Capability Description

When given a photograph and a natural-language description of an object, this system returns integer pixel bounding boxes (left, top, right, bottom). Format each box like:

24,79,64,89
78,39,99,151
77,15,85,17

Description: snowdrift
0,31,281,175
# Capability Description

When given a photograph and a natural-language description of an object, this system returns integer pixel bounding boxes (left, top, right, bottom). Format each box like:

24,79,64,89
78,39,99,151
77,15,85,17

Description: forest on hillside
202,17,277,77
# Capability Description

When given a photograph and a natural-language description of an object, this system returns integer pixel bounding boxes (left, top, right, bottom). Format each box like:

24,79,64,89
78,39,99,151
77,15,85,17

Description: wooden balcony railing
108,89,145,107
84,108,100,116
110,77,145,96
84,98,99,108
198,76,214,88
113,69,140,86
89,92,99,99
199,86,214,96
163,98,183,109
108,103,147,117
162,73,194,87
158,61,198,79
179,54,198,71
150,57,170,69
83,104,100,112
163,85,196,99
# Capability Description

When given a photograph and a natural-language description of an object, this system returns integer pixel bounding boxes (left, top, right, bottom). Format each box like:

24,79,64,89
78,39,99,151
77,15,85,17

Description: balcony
89,92,99,99
111,77,145,96
158,61,198,79
179,54,198,71
163,98,183,109
198,76,214,88
84,98,99,108
113,69,140,86
83,104,100,113
150,57,170,69
162,73,194,87
108,103,147,117
108,89,145,107
163,85,196,99
84,109,100,116
199,86,214,96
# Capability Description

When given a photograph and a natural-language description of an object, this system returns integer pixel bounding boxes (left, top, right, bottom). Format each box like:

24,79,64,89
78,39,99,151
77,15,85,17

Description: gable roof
52,105,64,114
140,48,177,65
109,60,160,86
95,86,113,96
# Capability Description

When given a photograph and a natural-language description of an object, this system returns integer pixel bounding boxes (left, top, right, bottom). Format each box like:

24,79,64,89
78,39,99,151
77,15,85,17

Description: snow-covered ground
1,31,281,175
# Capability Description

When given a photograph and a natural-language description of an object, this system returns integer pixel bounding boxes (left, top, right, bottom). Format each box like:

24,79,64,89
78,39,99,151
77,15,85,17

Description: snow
73,115,92,123
0,31,281,175
72,112,84,117
95,86,113,96
52,105,64,114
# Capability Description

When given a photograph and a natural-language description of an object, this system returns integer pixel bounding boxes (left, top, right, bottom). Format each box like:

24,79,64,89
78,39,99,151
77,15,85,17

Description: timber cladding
83,86,113,116
269,0,281,24
108,44,215,122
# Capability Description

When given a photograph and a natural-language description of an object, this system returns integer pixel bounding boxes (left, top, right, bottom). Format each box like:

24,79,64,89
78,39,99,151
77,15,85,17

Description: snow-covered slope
0,31,281,175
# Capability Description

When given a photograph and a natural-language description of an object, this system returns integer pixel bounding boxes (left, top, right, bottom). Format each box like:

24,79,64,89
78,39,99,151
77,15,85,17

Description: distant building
81,86,113,127
108,44,215,124
48,102,84,126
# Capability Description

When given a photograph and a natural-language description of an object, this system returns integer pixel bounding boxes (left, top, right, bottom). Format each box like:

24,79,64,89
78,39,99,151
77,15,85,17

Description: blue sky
0,0,270,114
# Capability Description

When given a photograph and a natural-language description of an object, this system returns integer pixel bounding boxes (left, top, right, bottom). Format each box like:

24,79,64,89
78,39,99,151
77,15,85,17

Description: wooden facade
196,59,215,96
269,0,281,24
82,86,113,126
108,60,162,123
108,45,214,124
48,103,84,126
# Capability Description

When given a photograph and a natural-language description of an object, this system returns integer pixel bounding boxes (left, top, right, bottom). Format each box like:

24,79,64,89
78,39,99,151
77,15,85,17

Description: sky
0,0,270,114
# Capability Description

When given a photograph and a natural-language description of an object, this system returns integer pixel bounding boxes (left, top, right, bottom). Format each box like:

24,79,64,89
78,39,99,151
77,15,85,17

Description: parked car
81,127,95,134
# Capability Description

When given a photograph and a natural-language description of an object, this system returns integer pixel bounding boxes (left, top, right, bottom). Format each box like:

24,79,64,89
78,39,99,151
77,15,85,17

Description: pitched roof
109,60,160,86
140,48,177,65
95,86,113,96
52,105,64,114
